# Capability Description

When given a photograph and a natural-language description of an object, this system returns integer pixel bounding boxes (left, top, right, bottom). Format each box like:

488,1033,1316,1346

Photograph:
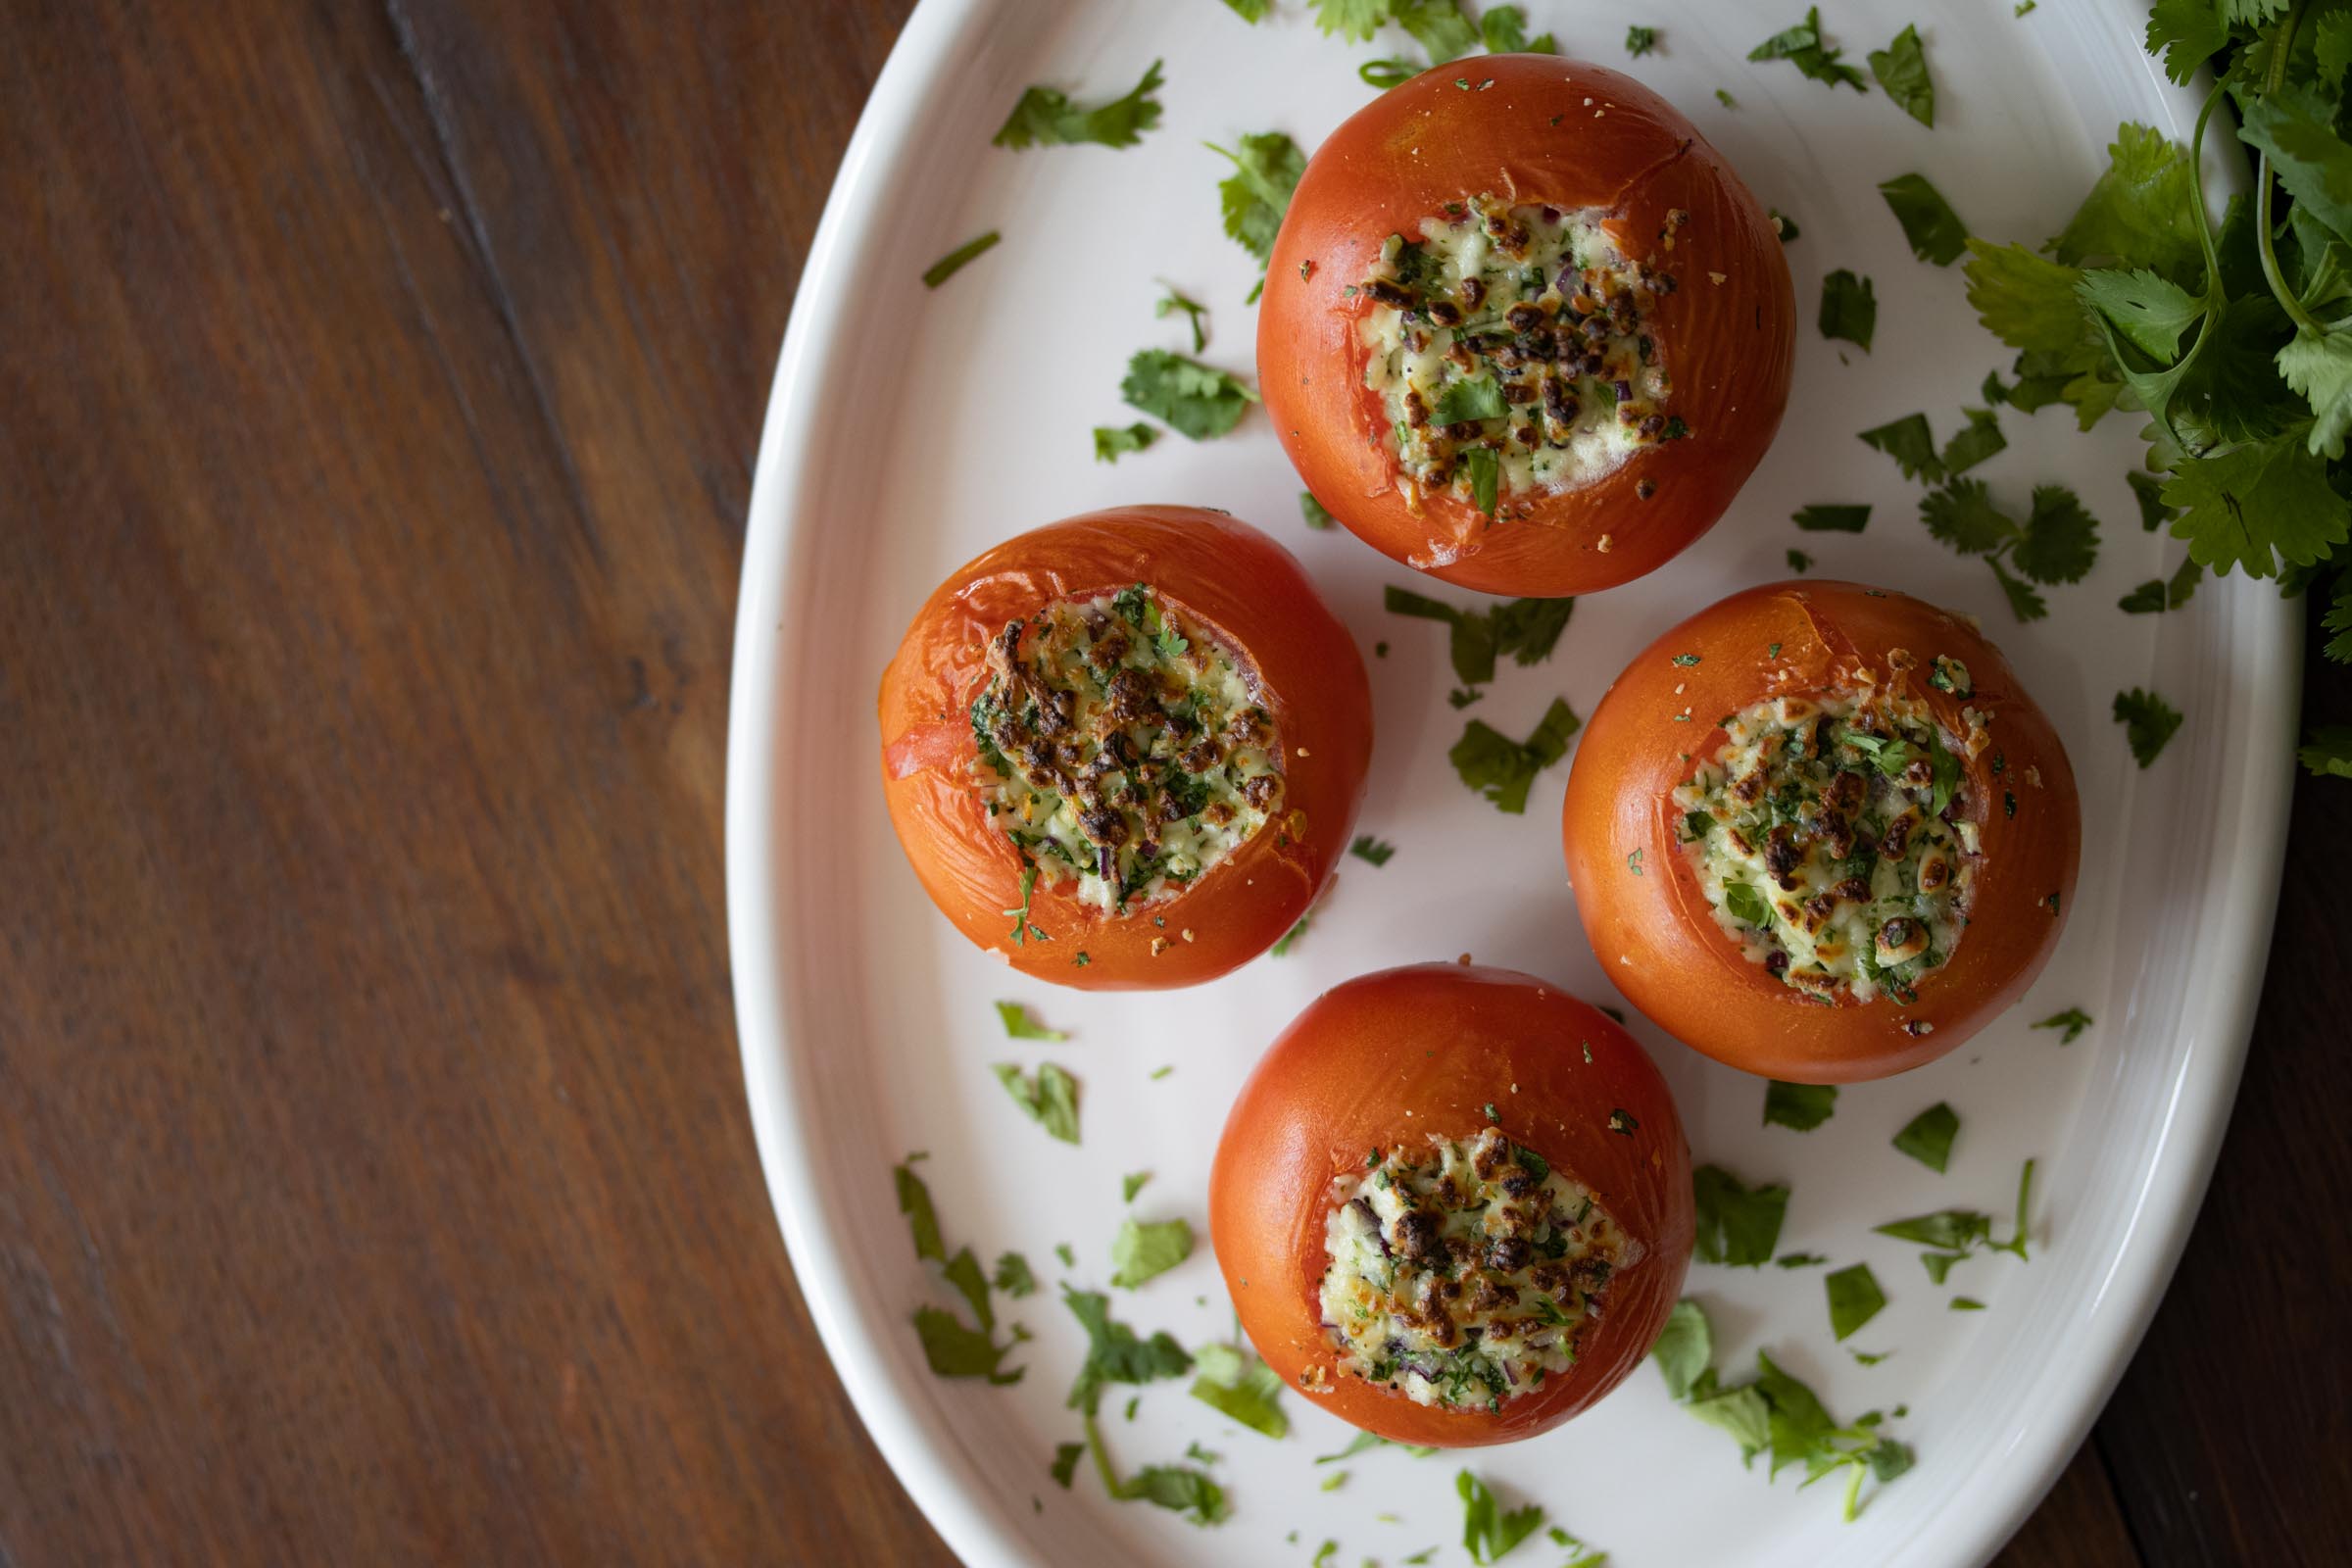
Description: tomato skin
1259,55,1794,597
1208,963,1693,1446
1561,580,2082,1083
877,506,1373,990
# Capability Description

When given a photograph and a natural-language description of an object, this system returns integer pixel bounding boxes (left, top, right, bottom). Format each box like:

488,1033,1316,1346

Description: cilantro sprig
994,61,1166,150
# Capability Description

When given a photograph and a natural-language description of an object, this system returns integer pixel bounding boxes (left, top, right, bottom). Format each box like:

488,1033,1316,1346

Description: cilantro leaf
2328,575,2352,660
1881,173,1970,266
1793,504,1870,532
1763,1080,1838,1132
1188,1342,1289,1439
913,1304,1025,1384
993,1061,1082,1144
1867,24,1934,126
1819,269,1877,350
2129,467,2178,531
1825,1263,1886,1341
1748,7,1869,91
1890,1102,1961,1172
1385,584,1498,685
1457,1470,1544,1564
2012,484,2100,583
1207,132,1306,269
2033,1007,2093,1044
2051,122,2202,283
1649,1298,1713,1399
1109,1216,1194,1289
1433,374,1508,423
1120,350,1259,440
1313,0,1393,40
922,230,1001,288
1449,698,1580,813
1350,834,1397,865
1692,1163,1788,1266
2165,431,2350,578
1964,240,2088,357
1988,556,2050,621
1861,413,1945,482
1063,1285,1191,1414
1920,477,2015,555
1940,407,2007,477
2237,84,2352,269
1626,24,1660,58
1051,1441,1085,1488
1093,422,1158,463
994,61,1165,150
1481,5,1555,53
1220,0,1272,20
2146,0,2230,85
996,1001,1068,1041
993,1250,1038,1297
2077,267,2204,360
1316,1431,1439,1462
941,1246,996,1333
1300,490,1338,530
2113,686,2184,767
895,1158,946,1262
1396,0,1480,61
1083,1414,1229,1526
2277,324,2352,460
2300,724,2352,777
1788,547,1814,572
1489,595,1576,664
1120,1171,1151,1203
1155,288,1208,353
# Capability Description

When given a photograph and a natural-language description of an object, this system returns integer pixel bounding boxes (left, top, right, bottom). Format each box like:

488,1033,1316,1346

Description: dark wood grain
0,3,2339,1565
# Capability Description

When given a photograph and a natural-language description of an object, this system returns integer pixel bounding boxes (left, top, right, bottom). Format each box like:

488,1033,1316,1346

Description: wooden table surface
4,3,2345,1564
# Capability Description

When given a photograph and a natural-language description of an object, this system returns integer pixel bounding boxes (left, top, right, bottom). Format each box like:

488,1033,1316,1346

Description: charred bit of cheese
1318,1128,1630,1412
1672,679,1984,1004
1355,194,1687,519
970,585,1282,916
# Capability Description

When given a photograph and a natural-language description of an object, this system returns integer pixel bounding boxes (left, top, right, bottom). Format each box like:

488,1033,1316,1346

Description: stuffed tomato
1209,962,1692,1446
878,506,1372,990
1561,580,2082,1083
1259,54,1794,598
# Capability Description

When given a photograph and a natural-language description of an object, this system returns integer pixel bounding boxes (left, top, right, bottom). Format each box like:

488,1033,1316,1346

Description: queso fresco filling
1317,1128,1631,1411
1355,192,1685,516
968,585,1284,918
1673,665,1986,1006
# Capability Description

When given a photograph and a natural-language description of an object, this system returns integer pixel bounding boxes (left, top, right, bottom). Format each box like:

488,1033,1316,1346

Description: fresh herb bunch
1965,3,2352,776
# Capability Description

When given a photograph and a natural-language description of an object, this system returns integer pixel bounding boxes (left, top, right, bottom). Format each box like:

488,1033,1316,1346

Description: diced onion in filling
1317,1128,1630,1411
1355,194,1685,518
969,585,1283,916
1672,680,1984,1004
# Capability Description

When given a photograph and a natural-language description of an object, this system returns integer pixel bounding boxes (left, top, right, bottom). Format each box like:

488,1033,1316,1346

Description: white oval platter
725,3,2298,1564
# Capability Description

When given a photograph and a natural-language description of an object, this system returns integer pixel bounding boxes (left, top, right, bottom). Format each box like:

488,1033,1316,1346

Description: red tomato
1259,55,1794,597
1561,580,2082,1082
1209,963,1693,1446
877,506,1373,990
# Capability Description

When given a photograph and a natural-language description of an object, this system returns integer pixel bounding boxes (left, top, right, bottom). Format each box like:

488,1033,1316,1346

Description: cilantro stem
2184,80,2228,305
2254,2,2328,335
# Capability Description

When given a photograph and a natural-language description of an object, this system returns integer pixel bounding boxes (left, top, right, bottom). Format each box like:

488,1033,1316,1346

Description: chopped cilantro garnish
1189,1342,1289,1439
1062,1285,1190,1414
1450,698,1580,813
2033,1007,2093,1044
1207,131,1305,293
2114,686,2184,767
993,1061,1081,1144
1747,7,1867,91
1691,1163,1788,1266
2119,555,2202,612
1120,1171,1151,1203
1793,504,1870,533
1875,1158,2036,1280
1819,269,1877,351
1219,0,1271,19
1880,172,1969,267
1787,548,1814,572
1155,288,1208,353
1866,24,1934,126
1092,421,1158,464
1825,1262,1886,1341
1951,1296,1986,1311
1050,1441,1085,1487
1481,5,1555,53
1859,413,1943,482
1716,87,1740,108
1300,490,1338,530
1360,57,1418,89
1456,1469,1544,1564
913,1304,1024,1384
1890,1102,1960,1172
993,1251,1038,1298
993,61,1165,150
1919,479,2100,620
1777,1252,1829,1268
1081,1413,1229,1526
1316,1431,1438,1462
1461,446,1500,515
1119,350,1258,440
1625,24,1659,58
995,1001,1068,1041
1941,407,2006,477
1109,1215,1193,1288
895,1158,945,1262
1763,1079,1838,1132
1350,834,1397,866
921,230,1001,288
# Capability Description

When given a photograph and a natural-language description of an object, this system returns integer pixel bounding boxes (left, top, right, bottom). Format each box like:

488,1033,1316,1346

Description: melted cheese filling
1673,681,1984,1004
969,586,1282,917
1356,194,1683,516
1317,1128,1630,1411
